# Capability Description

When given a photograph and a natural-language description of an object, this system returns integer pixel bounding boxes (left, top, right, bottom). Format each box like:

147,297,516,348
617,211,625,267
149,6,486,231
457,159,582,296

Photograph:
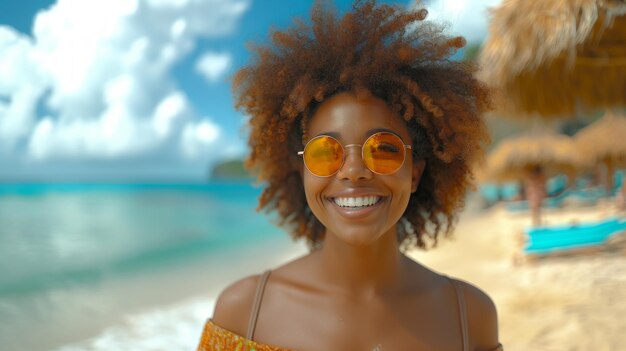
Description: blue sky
0,0,500,182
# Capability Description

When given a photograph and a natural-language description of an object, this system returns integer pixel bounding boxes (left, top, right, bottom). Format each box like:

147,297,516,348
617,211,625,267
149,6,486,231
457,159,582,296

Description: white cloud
29,118,54,159
195,52,231,83
0,0,250,176
418,0,503,43
0,27,48,154
153,92,188,137
181,119,220,159
145,0,249,37
195,121,219,142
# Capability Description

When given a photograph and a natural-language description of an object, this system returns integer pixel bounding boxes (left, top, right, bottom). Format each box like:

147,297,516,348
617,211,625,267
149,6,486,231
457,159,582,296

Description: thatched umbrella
574,110,626,192
479,0,626,118
485,132,581,182
483,131,581,226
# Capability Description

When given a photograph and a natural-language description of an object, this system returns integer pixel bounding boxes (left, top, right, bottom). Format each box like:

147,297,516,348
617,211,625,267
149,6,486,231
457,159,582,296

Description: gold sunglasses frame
297,132,412,177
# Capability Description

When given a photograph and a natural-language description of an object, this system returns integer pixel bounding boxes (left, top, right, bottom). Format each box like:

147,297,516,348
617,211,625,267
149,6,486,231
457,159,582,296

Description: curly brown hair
233,0,491,251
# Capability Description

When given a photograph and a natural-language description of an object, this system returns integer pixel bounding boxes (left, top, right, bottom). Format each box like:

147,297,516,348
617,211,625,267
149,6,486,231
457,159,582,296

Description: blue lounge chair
524,217,626,255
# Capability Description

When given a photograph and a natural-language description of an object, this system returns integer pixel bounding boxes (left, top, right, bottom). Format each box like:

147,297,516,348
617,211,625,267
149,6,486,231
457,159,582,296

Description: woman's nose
336,146,373,181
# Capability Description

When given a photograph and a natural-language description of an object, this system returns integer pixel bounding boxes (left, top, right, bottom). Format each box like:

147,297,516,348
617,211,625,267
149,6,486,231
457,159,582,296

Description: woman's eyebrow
366,128,401,137
313,131,341,138
313,128,403,139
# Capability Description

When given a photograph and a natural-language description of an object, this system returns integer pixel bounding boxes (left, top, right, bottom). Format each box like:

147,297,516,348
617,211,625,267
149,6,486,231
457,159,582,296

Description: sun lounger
524,217,626,256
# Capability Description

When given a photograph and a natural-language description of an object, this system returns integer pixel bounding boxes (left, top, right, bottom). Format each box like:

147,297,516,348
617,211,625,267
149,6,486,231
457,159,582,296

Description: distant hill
210,159,251,181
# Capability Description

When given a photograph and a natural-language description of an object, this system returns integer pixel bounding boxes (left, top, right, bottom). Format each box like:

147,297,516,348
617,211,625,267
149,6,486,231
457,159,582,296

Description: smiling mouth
331,196,383,208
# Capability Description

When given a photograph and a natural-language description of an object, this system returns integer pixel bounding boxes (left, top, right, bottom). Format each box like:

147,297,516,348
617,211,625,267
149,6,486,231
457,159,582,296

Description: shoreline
3,238,307,351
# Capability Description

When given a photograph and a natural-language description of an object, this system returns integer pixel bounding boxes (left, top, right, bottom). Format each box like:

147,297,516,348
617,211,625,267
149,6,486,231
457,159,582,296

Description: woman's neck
315,228,408,296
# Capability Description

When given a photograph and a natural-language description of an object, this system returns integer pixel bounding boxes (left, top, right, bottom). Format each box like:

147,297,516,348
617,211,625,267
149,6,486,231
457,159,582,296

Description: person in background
198,1,502,350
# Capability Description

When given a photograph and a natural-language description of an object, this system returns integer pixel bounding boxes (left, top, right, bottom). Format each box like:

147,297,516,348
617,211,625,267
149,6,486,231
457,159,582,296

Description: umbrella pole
526,166,546,227
606,157,615,196
618,182,626,210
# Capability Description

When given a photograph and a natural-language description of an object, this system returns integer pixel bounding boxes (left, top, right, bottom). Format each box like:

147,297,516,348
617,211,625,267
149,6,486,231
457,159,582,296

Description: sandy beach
411,197,626,351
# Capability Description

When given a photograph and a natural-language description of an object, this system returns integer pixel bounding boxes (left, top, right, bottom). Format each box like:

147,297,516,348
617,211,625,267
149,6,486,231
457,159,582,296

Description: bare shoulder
211,253,315,334
452,279,500,350
211,274,263,336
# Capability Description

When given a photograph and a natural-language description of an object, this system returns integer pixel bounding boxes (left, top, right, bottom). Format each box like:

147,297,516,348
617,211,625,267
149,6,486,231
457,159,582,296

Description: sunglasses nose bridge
342,143,361,154
336,143,372,178
342,143,363,165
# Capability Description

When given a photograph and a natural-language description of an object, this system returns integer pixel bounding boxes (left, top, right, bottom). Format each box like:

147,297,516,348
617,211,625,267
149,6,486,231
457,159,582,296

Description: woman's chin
329,228,388,247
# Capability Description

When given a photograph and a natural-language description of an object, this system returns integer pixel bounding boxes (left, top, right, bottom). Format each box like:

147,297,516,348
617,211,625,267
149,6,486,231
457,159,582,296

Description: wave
55,297,216,351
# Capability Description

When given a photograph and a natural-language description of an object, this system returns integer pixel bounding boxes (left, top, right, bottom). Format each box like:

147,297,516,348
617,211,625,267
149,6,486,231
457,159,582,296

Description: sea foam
55,297,216,351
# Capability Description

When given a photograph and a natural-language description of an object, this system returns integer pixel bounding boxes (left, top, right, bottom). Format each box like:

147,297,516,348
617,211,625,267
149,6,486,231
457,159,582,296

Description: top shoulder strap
246,270,272,341
448,277,469,351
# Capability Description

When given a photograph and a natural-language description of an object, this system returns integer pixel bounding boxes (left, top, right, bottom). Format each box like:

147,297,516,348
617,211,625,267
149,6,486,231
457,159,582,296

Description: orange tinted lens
304,136,343,176
363,132,406,174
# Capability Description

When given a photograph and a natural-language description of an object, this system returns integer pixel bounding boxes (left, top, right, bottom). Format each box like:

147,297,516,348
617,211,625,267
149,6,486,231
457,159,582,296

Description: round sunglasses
297,132,412,177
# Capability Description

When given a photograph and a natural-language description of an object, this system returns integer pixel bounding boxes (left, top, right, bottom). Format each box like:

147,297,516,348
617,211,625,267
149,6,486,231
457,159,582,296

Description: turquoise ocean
0,182,307,351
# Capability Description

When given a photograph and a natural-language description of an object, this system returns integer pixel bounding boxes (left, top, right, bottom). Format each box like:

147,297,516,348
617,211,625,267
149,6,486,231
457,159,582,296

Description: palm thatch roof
483,131,582,182
574,110,626,168
479,0,626,118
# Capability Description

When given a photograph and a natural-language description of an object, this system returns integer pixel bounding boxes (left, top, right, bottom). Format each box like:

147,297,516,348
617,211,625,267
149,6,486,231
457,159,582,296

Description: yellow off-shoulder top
197,319,291,351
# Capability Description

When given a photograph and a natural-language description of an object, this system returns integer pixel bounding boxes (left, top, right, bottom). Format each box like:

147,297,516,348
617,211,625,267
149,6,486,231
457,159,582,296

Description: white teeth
333,196,381,208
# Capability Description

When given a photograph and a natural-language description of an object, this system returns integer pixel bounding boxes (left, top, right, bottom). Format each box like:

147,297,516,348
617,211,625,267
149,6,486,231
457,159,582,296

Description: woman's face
302,92,425,246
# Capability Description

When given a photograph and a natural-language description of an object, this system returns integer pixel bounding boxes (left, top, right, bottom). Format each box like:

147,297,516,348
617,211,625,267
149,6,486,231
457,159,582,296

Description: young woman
198,1,501,350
